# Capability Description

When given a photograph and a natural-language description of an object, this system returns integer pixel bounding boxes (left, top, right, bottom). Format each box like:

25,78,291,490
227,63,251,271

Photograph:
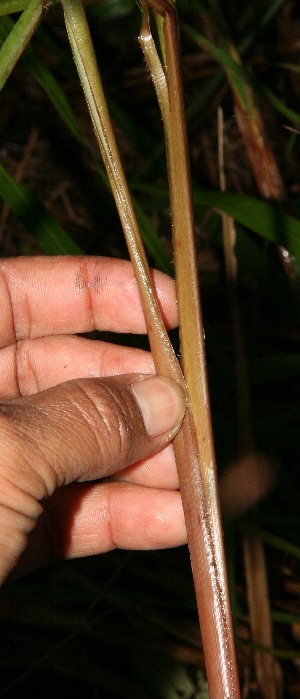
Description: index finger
0,256,177,347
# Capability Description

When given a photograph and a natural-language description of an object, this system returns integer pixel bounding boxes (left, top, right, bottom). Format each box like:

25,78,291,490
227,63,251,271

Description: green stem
61,0,183,383
0,1,32,15
0,0,47,90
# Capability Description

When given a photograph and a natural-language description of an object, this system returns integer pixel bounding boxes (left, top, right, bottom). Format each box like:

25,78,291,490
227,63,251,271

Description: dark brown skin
0,251,272,675
0,256,187,583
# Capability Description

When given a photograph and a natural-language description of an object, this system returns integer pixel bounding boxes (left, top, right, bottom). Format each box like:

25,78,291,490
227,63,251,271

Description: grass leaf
27,55,83,143
0,0,29,15
133,183,300,262
194,189,300,260
183,24,300,129
239,524,300,560
0,1,43,90
0,162,83,255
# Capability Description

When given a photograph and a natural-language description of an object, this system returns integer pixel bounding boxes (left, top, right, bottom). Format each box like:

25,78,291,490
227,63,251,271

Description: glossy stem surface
62,1,240,695
140,3,240,697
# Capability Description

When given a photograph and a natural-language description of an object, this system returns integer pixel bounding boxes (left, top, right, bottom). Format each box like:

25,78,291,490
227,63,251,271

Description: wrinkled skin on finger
0,257,273,583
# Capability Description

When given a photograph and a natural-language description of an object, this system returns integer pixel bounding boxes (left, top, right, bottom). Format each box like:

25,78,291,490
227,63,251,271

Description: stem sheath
140,3,240,697
62,1,240,695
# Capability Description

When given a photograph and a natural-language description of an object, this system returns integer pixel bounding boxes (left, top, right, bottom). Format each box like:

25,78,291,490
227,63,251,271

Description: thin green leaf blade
0,162,83,255
88,0,135,20
182,26,254,115
183,23,300,129
28,55,83,143
0,0,28,15
96,165,172,274
239,523,300,560
132,198,173,276
194,189,300,261
0,0,43,90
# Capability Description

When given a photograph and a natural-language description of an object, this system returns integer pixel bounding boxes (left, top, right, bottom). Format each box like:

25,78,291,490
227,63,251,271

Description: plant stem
218,106,279,699
61,0,183,385
0,0,47,89
140,4,240,697
62,0,240,695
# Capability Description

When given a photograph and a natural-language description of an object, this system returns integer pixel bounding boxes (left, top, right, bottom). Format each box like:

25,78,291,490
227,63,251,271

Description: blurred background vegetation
0,0,300,697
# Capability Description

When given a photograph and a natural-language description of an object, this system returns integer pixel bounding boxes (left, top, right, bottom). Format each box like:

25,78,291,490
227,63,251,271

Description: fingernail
131,376,186,438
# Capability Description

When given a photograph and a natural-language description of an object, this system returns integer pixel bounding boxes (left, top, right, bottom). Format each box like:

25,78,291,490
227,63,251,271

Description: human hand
0,256,186,583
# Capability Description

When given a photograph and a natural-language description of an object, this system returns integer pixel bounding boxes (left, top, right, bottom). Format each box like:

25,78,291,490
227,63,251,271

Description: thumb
0,373,186,503
0,374,185,582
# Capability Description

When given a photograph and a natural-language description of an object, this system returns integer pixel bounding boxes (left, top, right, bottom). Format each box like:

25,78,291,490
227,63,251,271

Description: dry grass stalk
222,45,296,289
218,107,282,699
189,11,297,290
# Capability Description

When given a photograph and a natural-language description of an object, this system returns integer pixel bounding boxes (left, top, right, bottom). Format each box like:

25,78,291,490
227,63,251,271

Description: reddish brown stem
63,1,240,694
140,3,241,697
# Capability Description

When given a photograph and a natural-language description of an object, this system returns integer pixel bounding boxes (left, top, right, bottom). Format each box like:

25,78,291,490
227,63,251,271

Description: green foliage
0,0,300,696
0,162,83,253
0,0,29,15
196,190,300,262
0,1,43,89
88,0,135,20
